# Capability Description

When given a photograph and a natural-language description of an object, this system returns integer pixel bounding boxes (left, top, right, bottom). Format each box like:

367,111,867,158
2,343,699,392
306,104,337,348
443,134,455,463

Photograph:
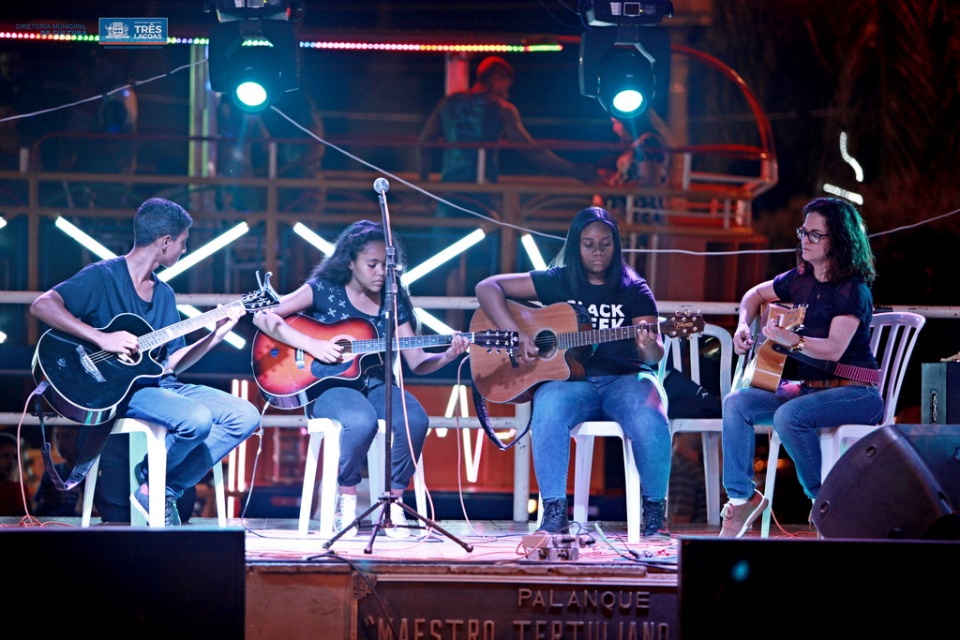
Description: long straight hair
551,206,635,295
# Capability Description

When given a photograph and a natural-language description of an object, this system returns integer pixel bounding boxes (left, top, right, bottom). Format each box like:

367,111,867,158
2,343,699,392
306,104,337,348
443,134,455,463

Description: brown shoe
719,490,767,538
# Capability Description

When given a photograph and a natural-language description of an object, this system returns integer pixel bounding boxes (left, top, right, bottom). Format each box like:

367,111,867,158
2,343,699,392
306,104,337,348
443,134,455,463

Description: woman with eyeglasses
718,197,883,537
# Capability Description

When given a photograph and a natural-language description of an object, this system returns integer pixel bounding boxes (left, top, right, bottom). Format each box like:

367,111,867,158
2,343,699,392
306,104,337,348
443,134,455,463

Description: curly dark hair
551,206,639,294
309,220,400,281
797,197,876,285
308,220,415,318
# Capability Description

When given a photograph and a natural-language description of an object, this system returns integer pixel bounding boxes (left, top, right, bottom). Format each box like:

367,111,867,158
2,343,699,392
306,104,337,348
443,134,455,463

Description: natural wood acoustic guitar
469,300,704,404
733,303,807,392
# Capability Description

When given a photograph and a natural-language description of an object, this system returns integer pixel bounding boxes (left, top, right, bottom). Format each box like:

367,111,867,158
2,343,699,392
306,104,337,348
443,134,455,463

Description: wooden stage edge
4,515,829,639
7,516,960,638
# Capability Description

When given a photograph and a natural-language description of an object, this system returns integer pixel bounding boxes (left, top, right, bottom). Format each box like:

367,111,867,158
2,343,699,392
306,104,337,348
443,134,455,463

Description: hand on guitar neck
734,304,807,392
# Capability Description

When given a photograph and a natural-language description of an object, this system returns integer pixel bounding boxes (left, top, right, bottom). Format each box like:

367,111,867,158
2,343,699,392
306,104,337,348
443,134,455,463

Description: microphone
373,178,390,194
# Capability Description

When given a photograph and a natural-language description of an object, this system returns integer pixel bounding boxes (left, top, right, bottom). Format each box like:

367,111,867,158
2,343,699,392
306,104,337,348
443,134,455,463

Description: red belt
802,379,874,389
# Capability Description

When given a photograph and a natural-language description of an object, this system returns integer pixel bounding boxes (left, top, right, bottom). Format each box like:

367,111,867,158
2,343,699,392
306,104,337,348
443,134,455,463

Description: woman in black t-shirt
475,206,672,539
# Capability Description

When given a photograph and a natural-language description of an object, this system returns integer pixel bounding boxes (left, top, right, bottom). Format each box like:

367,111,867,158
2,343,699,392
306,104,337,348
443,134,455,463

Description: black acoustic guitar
32,285,280,425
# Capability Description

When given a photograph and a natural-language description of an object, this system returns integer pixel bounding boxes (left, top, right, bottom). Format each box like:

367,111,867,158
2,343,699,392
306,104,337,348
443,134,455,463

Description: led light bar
159,222,249,282
402,229,485,286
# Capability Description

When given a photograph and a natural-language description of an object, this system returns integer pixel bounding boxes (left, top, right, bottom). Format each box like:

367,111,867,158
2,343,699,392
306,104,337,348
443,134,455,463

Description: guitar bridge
295,348,305,370
77,345,106,383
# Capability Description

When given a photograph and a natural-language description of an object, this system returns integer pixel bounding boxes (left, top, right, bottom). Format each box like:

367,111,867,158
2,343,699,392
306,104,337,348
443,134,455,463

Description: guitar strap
770,344,882,385
471,385,532,451
36,394,113,492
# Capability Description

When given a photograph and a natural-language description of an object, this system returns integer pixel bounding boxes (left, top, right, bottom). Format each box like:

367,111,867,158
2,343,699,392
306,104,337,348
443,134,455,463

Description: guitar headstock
473,330,520,352
771,303,806,332
242,271,282,311
662,312,705,338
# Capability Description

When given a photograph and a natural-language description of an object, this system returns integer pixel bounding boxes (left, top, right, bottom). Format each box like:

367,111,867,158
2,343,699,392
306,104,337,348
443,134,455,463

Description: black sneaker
537,497,569,533
642,499,670,539
130,485,182,527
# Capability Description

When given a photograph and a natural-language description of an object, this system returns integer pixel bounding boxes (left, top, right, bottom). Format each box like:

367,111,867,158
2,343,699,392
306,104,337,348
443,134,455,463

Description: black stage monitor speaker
679,537,960,639
812,424,958,539
4,528,245,637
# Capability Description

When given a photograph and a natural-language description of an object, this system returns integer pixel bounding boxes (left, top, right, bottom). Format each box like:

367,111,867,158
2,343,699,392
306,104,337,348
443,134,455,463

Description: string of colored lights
0,29,563,53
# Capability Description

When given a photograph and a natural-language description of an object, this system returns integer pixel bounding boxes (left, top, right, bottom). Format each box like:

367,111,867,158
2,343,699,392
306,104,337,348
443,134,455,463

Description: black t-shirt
306,277,412,334
306,277,413,383
772,267,877,381
53,256,184,368
530,266,658,376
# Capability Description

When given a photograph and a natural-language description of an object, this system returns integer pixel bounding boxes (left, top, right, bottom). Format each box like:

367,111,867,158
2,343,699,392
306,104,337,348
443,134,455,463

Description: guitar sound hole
536,332,557,359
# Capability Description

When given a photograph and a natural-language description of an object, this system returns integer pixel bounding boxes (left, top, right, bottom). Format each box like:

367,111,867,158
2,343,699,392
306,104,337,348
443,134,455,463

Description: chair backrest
661,322,735,401
869,311,926,425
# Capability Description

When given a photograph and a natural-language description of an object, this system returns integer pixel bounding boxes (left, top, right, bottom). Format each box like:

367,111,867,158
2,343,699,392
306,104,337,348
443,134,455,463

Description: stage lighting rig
579,2,673,119
205,0,303,113
206,0,304,22
585,1,674,27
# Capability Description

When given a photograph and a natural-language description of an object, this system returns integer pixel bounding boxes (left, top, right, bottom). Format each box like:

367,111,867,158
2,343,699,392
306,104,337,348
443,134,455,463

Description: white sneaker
385,502,410,539
334,493,358,539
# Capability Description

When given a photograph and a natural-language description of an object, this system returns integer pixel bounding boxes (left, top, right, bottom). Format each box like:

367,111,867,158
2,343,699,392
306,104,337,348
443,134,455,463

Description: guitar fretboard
137,300,245,352
344,332,479,355
553,319,689,350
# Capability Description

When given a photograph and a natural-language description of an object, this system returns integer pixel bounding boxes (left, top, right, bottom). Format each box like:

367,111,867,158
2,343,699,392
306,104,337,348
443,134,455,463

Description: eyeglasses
796,227,829,244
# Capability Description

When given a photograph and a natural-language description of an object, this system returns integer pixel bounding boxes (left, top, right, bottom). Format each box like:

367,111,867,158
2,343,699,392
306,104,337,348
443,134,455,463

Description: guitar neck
346,332,482,355
138,299,244,352
556,320,668,350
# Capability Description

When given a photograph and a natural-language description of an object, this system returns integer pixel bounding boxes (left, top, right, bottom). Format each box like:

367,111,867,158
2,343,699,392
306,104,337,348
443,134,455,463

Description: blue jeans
309,383,429,492
722,383,883,501
123,377,262,498
530,373,671,502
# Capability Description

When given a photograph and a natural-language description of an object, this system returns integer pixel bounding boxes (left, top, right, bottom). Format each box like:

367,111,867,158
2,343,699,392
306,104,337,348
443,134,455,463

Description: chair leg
298,431,323,535
621,436,641,544
80,455,100,528
141,425,168,528
701,432,722,526
760,430,780,538
413,457,428,519
301,418,344,537
212,461,226,528
572,435,595,525
367,426,387,511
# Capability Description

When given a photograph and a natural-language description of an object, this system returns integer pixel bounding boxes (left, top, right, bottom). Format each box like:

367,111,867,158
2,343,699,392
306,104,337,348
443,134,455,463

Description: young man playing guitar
719,197,883,537
252,220,469,539
475,206,672,539
30,197,262,526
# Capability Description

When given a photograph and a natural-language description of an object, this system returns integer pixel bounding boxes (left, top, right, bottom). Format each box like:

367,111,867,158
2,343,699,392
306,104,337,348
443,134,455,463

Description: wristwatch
789,335,806,352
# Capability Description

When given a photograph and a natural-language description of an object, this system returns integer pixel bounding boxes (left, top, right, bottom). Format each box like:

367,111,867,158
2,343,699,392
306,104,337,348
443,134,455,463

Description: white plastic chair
759,311,926,536
665,323,736,526
298,417,427,537
81,418,226,528
533,419,644,543
534,324,732,542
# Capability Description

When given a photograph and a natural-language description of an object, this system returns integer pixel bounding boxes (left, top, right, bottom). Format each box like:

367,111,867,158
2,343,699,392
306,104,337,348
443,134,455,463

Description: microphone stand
324,177,473,554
